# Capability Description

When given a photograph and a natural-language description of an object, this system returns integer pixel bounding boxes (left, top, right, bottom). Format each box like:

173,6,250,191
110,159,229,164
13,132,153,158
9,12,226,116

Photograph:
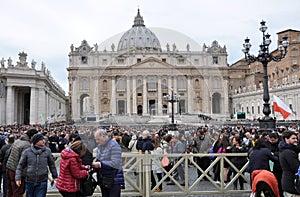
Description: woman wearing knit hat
15,133,58,197
56,140,90,197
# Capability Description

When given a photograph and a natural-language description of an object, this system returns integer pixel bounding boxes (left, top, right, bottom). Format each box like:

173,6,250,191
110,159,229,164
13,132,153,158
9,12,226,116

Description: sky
1,0,299,94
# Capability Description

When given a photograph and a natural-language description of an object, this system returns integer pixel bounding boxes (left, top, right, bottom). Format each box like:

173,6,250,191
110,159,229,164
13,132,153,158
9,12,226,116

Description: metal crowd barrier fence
47,152,251,196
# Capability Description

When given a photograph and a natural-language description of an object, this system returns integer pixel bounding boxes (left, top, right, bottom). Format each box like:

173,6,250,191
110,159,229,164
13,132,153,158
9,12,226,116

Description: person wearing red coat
251,169,280,197
56,141,89,197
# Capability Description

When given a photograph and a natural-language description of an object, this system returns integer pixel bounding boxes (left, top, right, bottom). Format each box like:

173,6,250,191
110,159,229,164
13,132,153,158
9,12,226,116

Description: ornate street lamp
242,20,289,131
164,88,180,130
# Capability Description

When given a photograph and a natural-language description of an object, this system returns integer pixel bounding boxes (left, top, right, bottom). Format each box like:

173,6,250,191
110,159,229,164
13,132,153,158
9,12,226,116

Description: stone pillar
71,77,79,120
132,76,137,114
111,76,116,115
223,77,229,115
6,86,13,124
38,88,46,124
203,76,210,113
143,76,147,115
187,76,193,113
93,77,99,118
127,77,131,115
167,77,172,113
157,77,162,115
30,87,37,124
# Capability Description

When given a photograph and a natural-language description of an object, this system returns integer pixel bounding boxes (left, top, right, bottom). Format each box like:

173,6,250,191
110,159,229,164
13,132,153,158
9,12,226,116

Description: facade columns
93,77,99,117
30,87,37,124
143,76,147,115
6,86,13,124
71,78,79,120
167,77,172,113
132,76,137,114
127,77,131,115
157,77,162,115
111,76,116,115
187,76,193,114
203,76,209,113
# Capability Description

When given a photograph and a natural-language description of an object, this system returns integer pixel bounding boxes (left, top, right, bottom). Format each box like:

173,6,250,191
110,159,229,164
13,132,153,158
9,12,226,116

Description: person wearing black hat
15,133,58,197
6,128,38,197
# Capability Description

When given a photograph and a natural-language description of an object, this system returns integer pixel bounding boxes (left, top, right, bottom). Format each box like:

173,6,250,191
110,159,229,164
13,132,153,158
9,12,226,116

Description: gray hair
95,129,107,137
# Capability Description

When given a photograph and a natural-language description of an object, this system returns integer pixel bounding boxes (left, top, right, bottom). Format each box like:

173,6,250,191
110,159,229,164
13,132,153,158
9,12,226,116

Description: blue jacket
96,138,122,184
247,147,278,173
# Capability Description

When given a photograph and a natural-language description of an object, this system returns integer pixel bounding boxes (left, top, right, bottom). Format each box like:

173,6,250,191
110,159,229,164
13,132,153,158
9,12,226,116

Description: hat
32,133,44,145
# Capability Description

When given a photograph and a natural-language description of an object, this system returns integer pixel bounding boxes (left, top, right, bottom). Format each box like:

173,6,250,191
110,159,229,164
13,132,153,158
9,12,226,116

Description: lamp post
164,88,179,130
242,20,289,132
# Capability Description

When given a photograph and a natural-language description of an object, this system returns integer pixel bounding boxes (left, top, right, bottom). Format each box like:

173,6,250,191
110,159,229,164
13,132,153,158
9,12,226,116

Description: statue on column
172,43,176,52
1,58,5,68
186,43,190,52
166,43,170,52
31,59,36,69
111,43,115,52
70,44,74,52
7,57,13,67
94,43,98,52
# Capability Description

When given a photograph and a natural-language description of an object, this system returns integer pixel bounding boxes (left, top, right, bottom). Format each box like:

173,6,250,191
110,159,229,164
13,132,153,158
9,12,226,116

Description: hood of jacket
61,147,81,160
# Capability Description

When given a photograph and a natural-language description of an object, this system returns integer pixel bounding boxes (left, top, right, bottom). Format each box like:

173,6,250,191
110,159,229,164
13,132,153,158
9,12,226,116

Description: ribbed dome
117,9,161,52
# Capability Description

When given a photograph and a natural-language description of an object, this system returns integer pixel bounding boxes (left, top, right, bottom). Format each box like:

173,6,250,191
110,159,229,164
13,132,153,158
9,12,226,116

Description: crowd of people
0,122,299,197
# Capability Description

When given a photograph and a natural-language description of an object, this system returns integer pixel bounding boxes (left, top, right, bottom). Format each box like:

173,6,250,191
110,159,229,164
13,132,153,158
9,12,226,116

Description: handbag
80,172,97,196
99,174,115,189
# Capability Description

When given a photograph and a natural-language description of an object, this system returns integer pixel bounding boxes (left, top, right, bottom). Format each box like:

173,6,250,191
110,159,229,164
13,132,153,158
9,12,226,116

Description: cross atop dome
133,9,145,27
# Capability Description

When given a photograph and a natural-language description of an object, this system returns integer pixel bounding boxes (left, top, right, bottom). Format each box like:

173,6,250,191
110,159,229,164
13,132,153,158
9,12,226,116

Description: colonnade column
203,76,209,113
93,77,99,117
132,77,137,115
71,77,79,120
6,86,13,124
30,87,37,124
157,77,162,115
142,76,147,116
111,76,116,115
127,77,131,115
38,88,46,124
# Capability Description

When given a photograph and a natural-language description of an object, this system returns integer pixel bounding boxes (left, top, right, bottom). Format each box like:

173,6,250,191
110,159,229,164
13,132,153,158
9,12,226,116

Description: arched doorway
163,104,168,115
80,94,91,120
137,105,142,115
212,92,221,114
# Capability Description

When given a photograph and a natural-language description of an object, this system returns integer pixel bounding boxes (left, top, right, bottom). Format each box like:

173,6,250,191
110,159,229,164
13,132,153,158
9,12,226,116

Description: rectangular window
258,106,260,114
292,50,298,56
252,106,254,114
102,59,107,65
194,59,199,64
81,56,88,64
59,103,61,109
118,59,124,64
137,93,142,96
178,58,185,64
162,58,166,62
213,56,218,64
137,58,141,63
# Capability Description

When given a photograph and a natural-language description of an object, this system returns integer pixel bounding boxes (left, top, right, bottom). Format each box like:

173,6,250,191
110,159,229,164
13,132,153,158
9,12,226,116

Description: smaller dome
117,9,161,52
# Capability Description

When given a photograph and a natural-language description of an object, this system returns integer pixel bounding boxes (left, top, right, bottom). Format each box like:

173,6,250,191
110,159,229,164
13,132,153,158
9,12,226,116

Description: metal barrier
47,152,251,196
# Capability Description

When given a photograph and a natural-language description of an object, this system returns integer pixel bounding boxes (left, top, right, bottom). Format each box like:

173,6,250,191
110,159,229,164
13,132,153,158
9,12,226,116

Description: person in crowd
128,134,138,152
192,128,212,180
48,131,59,153
56,140,89,197
167,133,185,186
215,133,230,184
15,133,58,197
0,134,15,197
251,169,280,197
6,128,38,197
151,138,163,192
141,130,154,153
161,134,173,182
247,138,278,185
92,129,123,197
265,132,283,197
279,131,300,197
229,135,248,190
121,131,131,150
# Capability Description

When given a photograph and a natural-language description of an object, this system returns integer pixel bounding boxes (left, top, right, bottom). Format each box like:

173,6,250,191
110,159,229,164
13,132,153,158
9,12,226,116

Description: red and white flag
273,95,292,119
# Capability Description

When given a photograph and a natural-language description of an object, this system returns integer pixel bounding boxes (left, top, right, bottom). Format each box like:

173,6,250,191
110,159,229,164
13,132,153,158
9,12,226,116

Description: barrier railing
47,152,251,196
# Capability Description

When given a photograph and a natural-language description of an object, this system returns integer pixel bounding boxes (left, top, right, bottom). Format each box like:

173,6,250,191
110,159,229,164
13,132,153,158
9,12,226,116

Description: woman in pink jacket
56,140,89,197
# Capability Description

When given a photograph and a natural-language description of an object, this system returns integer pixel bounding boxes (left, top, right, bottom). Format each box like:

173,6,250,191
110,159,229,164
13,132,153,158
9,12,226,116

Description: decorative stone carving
16,52,28,67
94,43,98,52
1,58,5,68
172,43,176,52
166,43,170,52
7,57,13,67
31,59,36,69
111,43,115,52
186,43,190,52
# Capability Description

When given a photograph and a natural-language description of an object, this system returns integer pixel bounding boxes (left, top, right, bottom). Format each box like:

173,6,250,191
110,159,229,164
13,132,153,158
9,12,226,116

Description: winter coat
141,137,154,153
251,170,280,197
192,135,212,154
15,145,58,183
95,137,122,184
279,141,300,195
247,147,278,174
6,134,31,171
56,147,88,193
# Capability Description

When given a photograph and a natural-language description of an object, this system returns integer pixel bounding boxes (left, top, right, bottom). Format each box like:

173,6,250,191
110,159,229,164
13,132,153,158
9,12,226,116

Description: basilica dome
117,9,161,51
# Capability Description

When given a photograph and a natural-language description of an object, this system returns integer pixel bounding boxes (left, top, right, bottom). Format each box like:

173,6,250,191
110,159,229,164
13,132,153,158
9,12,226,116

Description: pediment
130,57,173,69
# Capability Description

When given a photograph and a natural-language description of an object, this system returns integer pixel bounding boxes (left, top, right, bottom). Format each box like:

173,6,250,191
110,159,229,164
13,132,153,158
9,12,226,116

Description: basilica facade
68,10,230,122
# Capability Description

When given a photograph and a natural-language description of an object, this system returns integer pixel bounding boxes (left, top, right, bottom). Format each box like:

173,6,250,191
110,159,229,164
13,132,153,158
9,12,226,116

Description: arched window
212,92,221,113
82,79,88,90
195,79,200,89
103,80,107,90
148,79,156,89
137,79,142,89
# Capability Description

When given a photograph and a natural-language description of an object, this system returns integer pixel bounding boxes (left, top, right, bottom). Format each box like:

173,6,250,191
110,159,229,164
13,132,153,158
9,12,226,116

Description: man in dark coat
279,131,300,196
